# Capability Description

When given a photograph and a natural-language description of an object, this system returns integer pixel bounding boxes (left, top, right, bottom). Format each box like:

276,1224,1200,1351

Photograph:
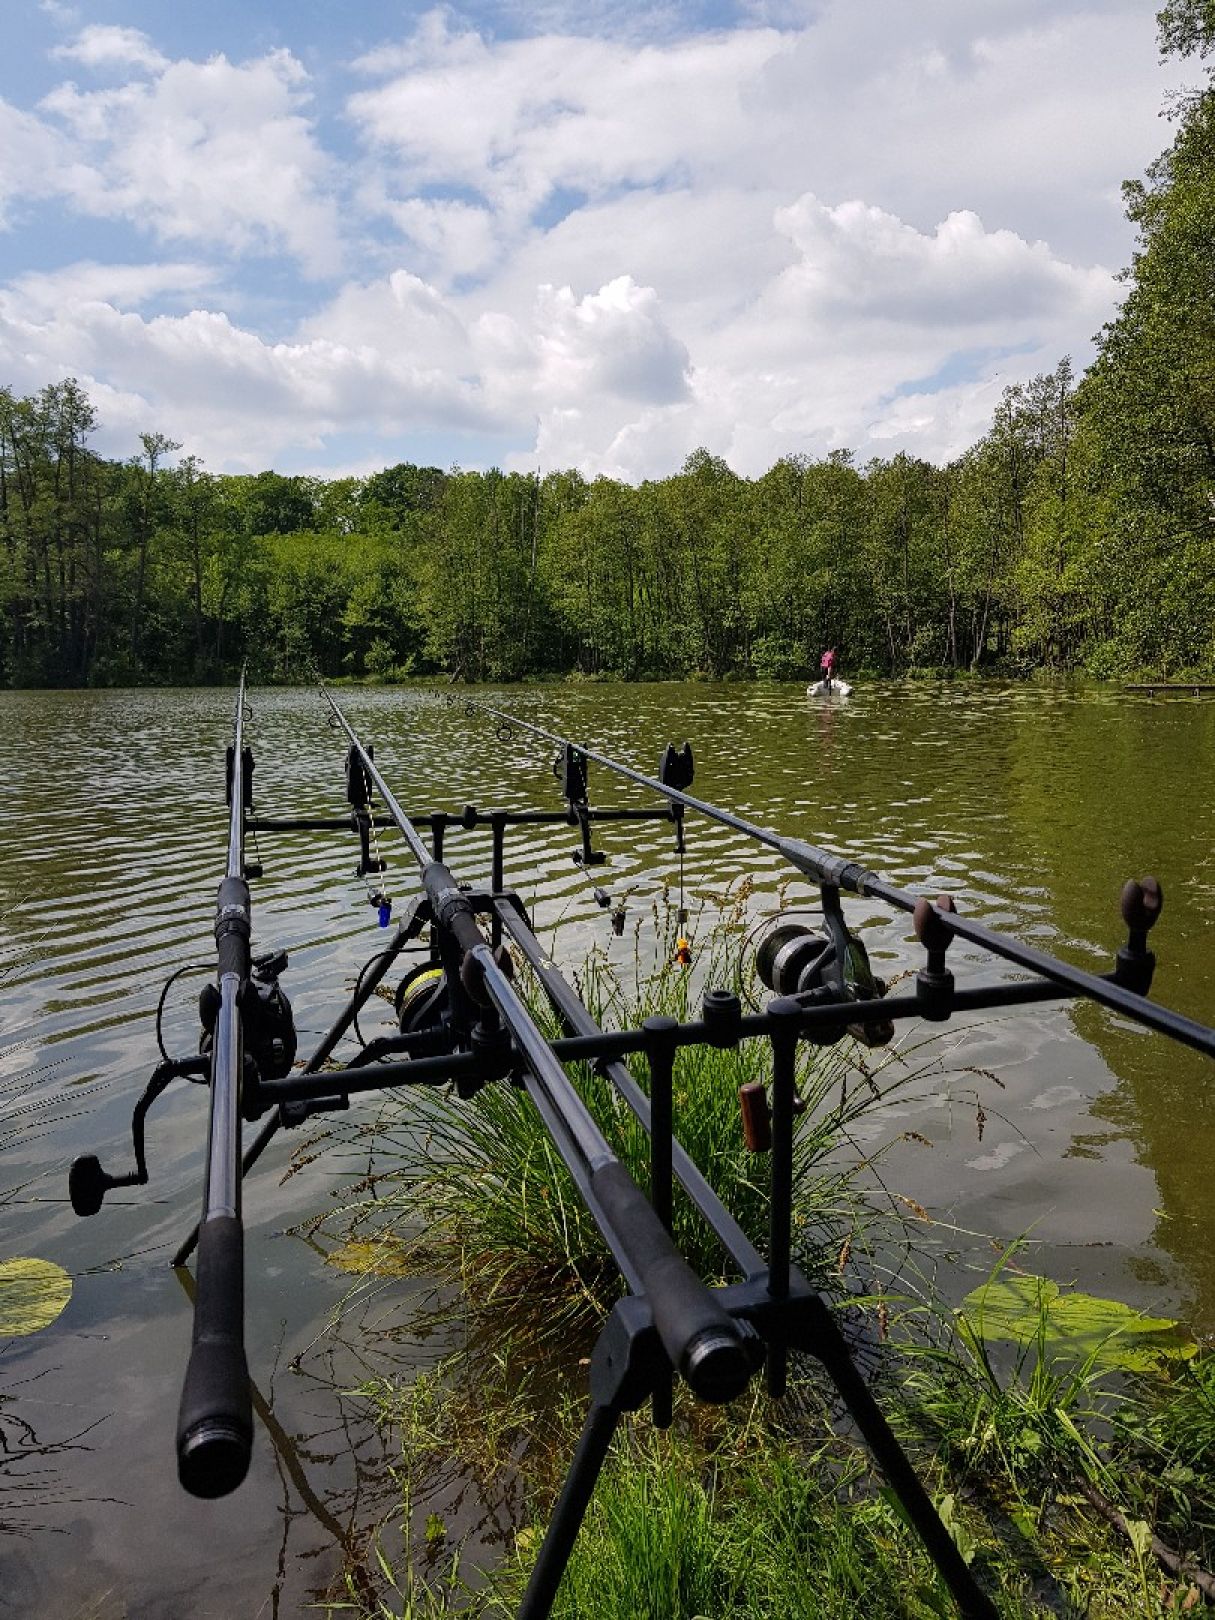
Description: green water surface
0,681,1211,1616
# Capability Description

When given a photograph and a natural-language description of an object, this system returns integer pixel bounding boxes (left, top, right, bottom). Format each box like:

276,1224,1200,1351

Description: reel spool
756,923,835,997
755,920,892,1047
394,963,447,1034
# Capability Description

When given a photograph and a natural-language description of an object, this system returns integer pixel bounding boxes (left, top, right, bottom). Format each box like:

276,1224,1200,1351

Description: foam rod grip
176,1214,253,1498
591,1160,752,1404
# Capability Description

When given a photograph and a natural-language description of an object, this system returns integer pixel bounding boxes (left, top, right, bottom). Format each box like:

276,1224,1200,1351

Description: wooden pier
1125,682,1215,696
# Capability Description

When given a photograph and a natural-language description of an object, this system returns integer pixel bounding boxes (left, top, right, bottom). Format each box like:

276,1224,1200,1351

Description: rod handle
591,1160,753,1403
176,1215,252,1498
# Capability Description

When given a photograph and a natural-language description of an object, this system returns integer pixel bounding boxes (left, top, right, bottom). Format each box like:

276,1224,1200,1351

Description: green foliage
1076,49,1215,677
2,349,1212,686
958,1271,1197,1374
1158,0,1215,61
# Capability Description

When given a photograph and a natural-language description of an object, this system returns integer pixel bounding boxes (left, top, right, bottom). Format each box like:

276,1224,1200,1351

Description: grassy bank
307,910,1214,1618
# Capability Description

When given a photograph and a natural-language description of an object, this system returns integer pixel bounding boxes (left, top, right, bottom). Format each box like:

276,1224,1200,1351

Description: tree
1076,10,1215,671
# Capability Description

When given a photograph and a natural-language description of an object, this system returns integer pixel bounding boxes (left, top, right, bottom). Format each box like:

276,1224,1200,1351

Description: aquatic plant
309,890,944,1347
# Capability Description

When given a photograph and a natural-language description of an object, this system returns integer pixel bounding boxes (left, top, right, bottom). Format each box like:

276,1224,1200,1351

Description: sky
0,1,1188,482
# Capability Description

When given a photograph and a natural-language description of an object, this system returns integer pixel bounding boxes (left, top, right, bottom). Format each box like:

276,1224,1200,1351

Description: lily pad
0,1257,72,1337
958,1272,1196,1372
324,1236,413,1277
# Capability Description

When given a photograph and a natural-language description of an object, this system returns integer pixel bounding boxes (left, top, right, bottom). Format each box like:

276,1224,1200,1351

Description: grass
326,1330,1215,1619
299,902,1215,1618
310,887,945,1349
888,1246,1215,1614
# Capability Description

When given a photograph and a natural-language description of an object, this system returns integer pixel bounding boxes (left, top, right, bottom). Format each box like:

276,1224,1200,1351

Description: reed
313,891,940,1345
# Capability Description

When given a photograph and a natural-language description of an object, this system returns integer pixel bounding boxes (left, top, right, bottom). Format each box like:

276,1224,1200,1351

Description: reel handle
68,1155,141,1216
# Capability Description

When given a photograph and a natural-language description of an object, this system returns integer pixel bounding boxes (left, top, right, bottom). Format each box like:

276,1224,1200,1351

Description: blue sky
0,1,1184,479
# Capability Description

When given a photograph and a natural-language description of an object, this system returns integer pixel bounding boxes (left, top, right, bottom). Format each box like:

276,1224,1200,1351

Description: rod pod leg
518,1400,621,1620
791,1292,999,1620
518,1295,666,1620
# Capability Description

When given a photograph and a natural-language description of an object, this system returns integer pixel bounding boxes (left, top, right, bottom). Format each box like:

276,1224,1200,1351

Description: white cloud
6,261,218,316
521,277,690,405
762,197,1115,334
365,191,500,282
349,15,789,237
0,98,68,226
349,4,1175,269
37,50,342,275
52,25,167,73
0,3,1183,478
0,181,1116,479
0,279,507,469
499,195,1115,478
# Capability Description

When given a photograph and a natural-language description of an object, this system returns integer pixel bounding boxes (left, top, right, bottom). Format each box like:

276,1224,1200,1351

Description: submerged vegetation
3,8,1215,690
304,906,1215,1617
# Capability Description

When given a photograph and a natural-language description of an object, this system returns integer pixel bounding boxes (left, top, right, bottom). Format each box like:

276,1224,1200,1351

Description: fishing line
155,963,212,1062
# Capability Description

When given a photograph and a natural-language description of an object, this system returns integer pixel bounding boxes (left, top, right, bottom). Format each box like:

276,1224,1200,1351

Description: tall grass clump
312,888,947,1346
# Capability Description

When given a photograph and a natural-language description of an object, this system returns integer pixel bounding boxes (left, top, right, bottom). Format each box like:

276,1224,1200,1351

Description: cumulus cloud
349,4,1172,269
0,3,1182,477
767,199,1115,329
6,261,219,316
0,182,1102,479
363,189,500,282
349,15,788,238
0,274,507,468
52,25,167,73
36,49,342,275
498,195,1114,477
0,40,340,275
525,278,690,405
0,99,63,226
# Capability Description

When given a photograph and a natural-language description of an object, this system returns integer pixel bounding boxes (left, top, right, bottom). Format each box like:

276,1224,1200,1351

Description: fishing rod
70,673,297,1493
457,696,1210,1058
69,678,1215,1618
172,671,256,1497
316,680,753,1405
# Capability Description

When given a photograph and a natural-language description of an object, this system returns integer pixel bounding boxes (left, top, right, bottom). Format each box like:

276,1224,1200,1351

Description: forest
1,9,1212,689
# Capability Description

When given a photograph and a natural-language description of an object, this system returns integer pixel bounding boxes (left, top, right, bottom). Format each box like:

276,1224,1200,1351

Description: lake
1,681,1212,1616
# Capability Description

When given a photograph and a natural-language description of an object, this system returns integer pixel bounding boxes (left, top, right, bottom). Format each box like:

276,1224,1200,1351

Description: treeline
2,10,1212,689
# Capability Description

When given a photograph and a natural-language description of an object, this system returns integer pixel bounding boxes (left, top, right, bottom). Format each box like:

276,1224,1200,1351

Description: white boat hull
807,679,852,697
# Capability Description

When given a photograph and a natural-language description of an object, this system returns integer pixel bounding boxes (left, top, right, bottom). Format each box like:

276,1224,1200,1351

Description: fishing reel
199,950,298,1081
394,962,448,1034
755,918,893,1047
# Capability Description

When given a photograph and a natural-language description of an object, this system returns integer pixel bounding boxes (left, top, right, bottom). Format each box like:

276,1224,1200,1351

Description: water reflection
0,682,1212,1613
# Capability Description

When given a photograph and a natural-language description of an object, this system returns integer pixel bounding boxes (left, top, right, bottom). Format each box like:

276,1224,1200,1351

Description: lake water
1,682,1212,1616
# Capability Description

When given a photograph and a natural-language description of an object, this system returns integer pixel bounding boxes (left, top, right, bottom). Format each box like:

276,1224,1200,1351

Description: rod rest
277,1093,350,1127
346,1025,454,1068
1113,876,1162,995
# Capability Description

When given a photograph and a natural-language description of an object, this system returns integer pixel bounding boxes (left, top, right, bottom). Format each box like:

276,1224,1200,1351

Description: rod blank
177,671,253,1497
